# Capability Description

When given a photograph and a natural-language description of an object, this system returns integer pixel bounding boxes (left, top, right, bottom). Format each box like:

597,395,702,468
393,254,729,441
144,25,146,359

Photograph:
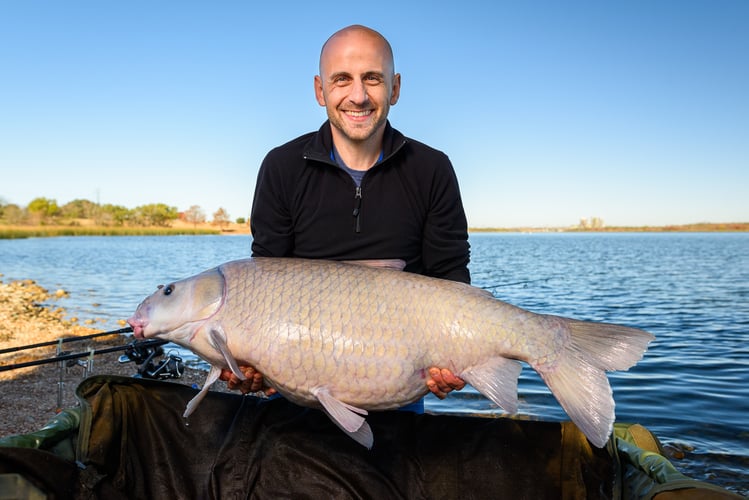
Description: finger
428,367,444,388
218,368,233,382
226,374,242,391
426,378,447,399
250,372,264,392
440,368,466,390
429,367,452,393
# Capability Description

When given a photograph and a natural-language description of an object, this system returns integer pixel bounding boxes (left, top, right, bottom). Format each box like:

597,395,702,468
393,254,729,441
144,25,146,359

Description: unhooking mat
0,375,743,499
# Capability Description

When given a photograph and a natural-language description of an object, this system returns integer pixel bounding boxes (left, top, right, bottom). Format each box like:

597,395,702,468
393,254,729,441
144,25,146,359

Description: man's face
315,30,400,146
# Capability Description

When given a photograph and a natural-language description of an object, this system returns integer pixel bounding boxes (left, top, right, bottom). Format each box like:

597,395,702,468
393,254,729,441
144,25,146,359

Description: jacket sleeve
250,150,295,257
421,156,471,284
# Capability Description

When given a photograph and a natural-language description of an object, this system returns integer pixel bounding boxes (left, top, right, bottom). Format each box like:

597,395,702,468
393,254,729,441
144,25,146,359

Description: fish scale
128,257,654,449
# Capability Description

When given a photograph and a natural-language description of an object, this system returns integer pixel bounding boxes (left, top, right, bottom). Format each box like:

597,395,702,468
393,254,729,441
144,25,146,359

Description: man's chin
330,119,384,144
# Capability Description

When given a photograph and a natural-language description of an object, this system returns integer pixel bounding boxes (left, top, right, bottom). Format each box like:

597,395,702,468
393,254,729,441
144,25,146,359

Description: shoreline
469,221,749,233
1,221,747,239
0,218,250,239
0,278,224,438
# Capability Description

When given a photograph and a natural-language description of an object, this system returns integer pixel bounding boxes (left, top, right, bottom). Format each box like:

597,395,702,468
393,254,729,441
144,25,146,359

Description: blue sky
1,1,747,228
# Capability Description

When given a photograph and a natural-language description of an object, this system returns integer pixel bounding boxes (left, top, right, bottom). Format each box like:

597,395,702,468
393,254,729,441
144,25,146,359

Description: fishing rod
0,338,169,373
480,277,553,291
0,326,134,355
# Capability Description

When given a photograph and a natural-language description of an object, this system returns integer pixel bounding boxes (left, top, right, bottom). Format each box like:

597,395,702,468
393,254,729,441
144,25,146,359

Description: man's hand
426,367,466,399
221,365,463,399
219,365,277,396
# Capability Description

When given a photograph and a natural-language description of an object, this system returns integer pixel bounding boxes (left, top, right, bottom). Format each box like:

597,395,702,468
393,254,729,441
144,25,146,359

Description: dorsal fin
343,259,406,271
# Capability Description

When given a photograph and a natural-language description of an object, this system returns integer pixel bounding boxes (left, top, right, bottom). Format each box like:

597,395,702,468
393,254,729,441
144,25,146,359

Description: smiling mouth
345,110,372,118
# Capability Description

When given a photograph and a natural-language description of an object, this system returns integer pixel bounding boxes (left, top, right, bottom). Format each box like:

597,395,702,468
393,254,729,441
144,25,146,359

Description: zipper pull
352,186,362,233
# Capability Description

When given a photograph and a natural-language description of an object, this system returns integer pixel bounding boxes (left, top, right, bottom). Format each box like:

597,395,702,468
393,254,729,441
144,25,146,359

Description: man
222,25,468,403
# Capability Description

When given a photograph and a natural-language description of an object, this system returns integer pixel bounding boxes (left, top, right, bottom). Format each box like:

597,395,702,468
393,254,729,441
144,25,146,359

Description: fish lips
127,316,147,339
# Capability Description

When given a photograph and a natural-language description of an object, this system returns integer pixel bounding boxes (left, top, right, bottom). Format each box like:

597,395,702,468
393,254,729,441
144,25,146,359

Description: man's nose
349,81,369,104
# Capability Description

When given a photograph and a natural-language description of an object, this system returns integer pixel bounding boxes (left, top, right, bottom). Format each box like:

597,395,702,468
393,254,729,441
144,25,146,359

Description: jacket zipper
305,139,408,235
352,186,362,233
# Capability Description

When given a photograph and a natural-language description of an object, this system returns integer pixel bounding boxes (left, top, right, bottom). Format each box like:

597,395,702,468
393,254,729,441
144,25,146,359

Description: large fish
127,257,653,449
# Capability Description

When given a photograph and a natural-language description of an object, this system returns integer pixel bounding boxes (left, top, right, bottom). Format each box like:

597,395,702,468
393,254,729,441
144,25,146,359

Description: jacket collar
303,120,407,165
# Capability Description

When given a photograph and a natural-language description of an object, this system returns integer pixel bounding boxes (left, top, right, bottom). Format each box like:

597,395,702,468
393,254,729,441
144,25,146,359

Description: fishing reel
119,340,185,380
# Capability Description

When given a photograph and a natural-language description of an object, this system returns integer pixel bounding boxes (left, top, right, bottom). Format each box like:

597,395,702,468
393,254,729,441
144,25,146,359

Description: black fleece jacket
250,121,471,284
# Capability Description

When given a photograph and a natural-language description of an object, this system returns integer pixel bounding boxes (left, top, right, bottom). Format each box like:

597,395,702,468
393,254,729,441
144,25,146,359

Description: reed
0,225,221,239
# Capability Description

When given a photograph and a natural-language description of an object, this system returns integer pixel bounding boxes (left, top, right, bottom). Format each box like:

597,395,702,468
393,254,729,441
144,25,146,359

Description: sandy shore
0,277,222,438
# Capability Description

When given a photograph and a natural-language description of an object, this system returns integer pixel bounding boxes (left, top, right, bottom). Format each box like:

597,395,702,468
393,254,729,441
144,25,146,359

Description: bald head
319,25,395,77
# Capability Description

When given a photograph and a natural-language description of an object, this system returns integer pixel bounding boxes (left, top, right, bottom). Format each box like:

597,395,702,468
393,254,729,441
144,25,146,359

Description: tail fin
536,318,654,448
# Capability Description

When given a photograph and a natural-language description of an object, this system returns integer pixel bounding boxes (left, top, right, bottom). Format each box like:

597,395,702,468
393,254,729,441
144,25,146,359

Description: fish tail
536,318,654,448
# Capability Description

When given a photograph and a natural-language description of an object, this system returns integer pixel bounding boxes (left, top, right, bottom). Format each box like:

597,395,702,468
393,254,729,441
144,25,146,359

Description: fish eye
163,284,175,296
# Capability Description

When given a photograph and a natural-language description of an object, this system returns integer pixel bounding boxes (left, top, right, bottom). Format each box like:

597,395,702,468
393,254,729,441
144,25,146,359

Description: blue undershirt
331,147,383,187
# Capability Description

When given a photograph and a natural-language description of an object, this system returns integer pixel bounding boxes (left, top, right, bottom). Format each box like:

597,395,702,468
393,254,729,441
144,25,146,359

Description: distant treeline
0,197,245,228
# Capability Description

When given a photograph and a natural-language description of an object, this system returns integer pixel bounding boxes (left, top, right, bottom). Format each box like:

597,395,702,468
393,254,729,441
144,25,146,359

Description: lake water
1,233,747,494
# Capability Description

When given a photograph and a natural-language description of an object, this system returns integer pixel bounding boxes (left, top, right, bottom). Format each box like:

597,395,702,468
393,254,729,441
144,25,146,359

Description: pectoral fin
184,365,223,417
461,357,522,413
210,326,246,381
313,387,373,449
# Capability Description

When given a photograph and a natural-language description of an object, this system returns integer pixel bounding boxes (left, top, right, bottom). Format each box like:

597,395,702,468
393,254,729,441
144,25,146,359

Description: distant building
579,217,604,229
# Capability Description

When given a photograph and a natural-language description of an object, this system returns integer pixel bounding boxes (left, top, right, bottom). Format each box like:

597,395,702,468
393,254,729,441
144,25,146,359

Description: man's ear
390,73,401,105
314,75,326,106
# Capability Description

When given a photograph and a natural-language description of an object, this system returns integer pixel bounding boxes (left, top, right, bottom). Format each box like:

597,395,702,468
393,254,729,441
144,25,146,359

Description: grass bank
0,223,248,239
469,222,749,233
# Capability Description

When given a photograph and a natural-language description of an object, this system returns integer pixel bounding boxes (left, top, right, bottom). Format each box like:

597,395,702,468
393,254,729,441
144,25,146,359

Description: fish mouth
127,316,147,339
